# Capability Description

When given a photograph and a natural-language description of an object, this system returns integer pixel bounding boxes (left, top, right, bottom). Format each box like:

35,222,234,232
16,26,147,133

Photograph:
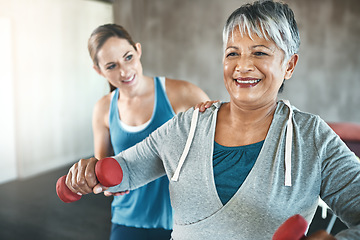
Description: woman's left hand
195,100,219,112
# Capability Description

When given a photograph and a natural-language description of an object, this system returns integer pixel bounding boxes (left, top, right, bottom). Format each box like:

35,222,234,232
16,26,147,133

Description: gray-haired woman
66,1,360,239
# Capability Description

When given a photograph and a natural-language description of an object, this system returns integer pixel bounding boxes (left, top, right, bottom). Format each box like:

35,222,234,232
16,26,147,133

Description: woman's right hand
195,100,219,112
65,157,107,195
104,190,130,197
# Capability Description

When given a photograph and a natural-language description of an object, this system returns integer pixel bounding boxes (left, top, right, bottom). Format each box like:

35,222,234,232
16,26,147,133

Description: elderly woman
66,1,360,239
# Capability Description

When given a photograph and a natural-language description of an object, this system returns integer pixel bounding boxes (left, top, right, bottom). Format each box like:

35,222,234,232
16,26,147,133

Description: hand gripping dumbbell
272,214,308,240
56,157,123,203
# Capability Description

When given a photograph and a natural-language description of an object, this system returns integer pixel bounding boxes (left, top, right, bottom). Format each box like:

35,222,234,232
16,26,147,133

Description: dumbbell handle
56,157,123,203
272,214,307,240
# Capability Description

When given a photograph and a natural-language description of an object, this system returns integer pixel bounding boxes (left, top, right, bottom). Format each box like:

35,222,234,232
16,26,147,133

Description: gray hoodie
109,101,360,240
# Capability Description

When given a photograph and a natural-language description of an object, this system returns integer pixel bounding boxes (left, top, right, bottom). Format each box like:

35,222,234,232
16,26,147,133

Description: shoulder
291,106,329,134
172,102,220,130
164,78,210,113
92,92,113,127
154,104,218,143
94,92,112,114
277,100,323,127
277,100,337,150
165,78,204,94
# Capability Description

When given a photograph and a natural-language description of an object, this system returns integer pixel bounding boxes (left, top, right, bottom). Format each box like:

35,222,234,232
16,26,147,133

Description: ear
135,42,142,58
284,54,299,80
93,65,104,77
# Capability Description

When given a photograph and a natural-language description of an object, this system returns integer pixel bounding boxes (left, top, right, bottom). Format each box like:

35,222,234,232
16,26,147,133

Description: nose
119,66,127,77
235,56,255,73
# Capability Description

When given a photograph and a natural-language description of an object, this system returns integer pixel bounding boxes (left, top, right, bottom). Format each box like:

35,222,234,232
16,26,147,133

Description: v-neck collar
207,101,286,208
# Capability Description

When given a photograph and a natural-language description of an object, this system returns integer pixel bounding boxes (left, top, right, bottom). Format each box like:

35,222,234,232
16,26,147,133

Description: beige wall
0,0,113,183
113,0,360,123
0,17,17,184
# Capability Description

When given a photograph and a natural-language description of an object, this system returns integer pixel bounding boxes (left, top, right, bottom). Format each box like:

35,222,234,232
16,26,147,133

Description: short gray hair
223,0,300,62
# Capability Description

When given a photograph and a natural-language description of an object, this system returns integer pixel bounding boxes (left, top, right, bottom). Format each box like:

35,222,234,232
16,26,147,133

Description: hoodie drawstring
282,100,293,187
171,108,199,182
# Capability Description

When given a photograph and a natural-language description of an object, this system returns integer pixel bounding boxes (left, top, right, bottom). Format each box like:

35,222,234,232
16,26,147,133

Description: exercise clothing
109,76,175,230
109,101,360,240
213,140,264,205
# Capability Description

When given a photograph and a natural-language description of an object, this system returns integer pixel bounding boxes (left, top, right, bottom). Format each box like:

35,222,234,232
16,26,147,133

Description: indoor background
0,0,359,239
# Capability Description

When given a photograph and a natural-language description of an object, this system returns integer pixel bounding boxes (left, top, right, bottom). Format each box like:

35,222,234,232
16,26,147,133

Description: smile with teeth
236,79,261,84
122,75,135,83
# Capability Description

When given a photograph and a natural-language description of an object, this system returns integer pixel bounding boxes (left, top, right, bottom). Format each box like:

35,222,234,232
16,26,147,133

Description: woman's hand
65,157,108,195
195,100,219,112
304,230,336,240
104,190,130,197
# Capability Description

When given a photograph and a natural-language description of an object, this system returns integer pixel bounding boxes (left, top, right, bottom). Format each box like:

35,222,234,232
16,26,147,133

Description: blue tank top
109,77,175,229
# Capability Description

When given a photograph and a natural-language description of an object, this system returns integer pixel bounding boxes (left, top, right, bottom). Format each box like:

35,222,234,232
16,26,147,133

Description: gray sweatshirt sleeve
107,109,193,193
106,120,173,192
315,117,360,239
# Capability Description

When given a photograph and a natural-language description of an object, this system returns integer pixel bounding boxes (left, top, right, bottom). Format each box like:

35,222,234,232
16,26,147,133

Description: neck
215,100,278,146
118,75,152,100
228,100,277,128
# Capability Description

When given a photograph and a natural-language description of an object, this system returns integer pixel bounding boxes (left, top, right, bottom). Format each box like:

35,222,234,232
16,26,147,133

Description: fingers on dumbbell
84,158,98,187
65,170,80,195
74,159,94,194
66,162,90,195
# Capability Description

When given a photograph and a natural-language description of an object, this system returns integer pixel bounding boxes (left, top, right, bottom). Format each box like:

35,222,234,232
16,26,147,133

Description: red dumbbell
56,157,123,203
273,214,308,240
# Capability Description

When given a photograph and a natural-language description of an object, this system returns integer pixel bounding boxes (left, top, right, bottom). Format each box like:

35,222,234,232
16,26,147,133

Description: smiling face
95,37,143,90
223,27,298,108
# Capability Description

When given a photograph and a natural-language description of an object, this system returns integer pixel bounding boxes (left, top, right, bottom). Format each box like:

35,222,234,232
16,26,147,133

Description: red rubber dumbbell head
56,175,82,203
272,214,307,240
95,157,123,187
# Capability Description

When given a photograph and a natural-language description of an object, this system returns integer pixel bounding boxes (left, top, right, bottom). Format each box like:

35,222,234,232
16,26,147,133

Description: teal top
109,77,174,229
213,140,264,205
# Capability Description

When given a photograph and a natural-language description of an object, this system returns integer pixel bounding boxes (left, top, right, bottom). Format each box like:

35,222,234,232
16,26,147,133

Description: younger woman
87,24,210,239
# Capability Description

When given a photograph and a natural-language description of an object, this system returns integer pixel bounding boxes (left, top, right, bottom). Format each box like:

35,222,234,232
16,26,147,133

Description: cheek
223,62,233,89
106,74,118,84
223,61,233,77
258,61,281,79
132,57,142,70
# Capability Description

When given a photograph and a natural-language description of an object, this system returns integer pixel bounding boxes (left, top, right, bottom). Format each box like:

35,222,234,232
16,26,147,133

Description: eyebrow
252,45,273,51
103,51,132,67
104,62,115,68
123,51,131,58
225,46,239,51
225,45,274,51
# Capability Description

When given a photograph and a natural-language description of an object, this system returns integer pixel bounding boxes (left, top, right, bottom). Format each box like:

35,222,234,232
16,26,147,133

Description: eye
226,52,238,58
125,54,133,61
106,64,116,70
254,51,268,56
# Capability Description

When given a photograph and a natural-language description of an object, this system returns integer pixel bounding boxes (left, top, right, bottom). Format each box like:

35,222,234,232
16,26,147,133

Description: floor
0,164,112,240
0,164,348,240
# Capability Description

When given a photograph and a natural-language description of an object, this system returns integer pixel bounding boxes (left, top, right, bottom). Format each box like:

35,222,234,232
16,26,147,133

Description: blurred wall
1,0,359,184
0,0,113,183
113,0,360,123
